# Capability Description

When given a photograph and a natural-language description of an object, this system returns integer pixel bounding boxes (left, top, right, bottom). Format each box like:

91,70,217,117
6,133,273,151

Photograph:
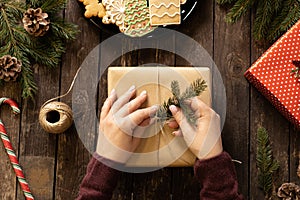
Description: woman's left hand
96,86,158,163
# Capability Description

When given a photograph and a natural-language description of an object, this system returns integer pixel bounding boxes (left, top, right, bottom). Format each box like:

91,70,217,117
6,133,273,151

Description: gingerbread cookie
124,0,156,37
149,0,181,26
79,0,106,18
102,0,127,32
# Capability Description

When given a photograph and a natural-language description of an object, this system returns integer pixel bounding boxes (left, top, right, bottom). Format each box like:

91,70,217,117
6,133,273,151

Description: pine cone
23,8,50,37
277,183,300,200
0,55,22,82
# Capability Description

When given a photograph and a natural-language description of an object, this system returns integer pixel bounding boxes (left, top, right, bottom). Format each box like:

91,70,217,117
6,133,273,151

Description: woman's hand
168,97,223,160
96,86,158,163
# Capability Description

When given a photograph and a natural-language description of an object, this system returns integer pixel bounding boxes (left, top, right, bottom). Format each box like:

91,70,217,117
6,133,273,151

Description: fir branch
0,2,38,97
291,60,300,79
256,127,280,197
20,61,37,99
0,0,78,98
253,0,283,41
171,81,180,97
50,20,78,40
272,1,300,41
156,78,207,125
216,0,238,5
40,0,67,14
225,0,256,23
217,0,300,42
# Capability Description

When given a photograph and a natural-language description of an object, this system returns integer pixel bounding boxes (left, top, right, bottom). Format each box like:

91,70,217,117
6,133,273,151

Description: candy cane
0,98,34,200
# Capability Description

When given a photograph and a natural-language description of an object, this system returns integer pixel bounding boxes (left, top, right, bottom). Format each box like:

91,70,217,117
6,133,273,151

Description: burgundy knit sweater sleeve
77,152,243,200
194,151,244,200
76,153,121,200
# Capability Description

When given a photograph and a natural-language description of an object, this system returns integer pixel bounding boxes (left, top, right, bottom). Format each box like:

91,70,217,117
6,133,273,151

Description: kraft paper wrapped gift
107,67,212,167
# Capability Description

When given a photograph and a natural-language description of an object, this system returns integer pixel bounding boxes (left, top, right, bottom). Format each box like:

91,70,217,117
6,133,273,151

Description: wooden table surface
0,0,299,199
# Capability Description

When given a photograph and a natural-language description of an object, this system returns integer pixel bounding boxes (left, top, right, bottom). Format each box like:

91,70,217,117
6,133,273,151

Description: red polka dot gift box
244,20,300,129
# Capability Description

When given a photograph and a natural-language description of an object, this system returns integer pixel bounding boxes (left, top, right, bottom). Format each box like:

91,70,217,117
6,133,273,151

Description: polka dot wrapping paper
245,20,300,130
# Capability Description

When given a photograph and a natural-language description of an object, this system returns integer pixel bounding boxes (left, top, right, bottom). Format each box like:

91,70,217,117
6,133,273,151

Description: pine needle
217,0,300,42
256,127,280,196
156,78,207,125
216,0,238,5
225,0,256,23
0,0,78,99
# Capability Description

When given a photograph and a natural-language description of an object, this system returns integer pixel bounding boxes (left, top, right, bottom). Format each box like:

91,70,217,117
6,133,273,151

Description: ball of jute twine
39,101,73,134
39,67,81,134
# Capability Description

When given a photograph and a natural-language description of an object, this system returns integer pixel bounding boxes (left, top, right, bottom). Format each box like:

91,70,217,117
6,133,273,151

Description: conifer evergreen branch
5,3,26,14
256,127,280,197
253,0,273,40
41,0,67,14
156,78,207,125
50,21,78,40
225,0,255,23
269,1,300,41
0,0,78,99
217,0,300,42
216,0,238,5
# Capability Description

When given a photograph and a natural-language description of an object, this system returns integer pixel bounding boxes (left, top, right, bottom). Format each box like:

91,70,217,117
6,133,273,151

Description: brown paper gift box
107,67,212,167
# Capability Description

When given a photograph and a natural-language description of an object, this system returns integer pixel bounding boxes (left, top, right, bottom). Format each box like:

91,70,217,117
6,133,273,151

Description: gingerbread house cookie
149,0,181,26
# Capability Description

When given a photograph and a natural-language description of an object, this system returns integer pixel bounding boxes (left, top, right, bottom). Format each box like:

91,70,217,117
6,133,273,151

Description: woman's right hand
168,97,223,160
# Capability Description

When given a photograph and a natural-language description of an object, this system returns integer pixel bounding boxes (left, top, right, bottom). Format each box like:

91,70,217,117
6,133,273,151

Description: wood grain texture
173,0,213,199
132,31,174,200
0,1,299,199
250,37,290,199
18,62,60,199
290,128,300,184
214,3,250,197
0,82,21,200
54,0,100,199
109,29,139,200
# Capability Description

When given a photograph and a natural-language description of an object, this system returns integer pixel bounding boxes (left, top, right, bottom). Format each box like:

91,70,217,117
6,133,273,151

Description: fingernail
169,105,178,113
171,131,176,136
151,105,159,112
110,88,116,97
139,90,147,96
128,85,135,92
166,119,175,124
149,105,159,117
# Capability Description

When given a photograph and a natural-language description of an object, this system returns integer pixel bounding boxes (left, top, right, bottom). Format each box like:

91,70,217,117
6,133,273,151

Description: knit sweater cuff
194,151,242,199
76,153,121,200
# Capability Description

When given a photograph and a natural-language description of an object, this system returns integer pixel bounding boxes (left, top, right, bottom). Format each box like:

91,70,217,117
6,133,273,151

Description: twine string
42,67,81,108
39,67,81,133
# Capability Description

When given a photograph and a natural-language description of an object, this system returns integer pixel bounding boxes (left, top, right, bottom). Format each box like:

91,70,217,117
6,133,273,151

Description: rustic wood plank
131,37,173,200
2,1,297,199
109,35,139,200
290,128,300,185
18,64,59,199
0,83,21,200
250,43,290,199
249,90,290,199
54,0,101,199
172,0,213,199
214,2,250,197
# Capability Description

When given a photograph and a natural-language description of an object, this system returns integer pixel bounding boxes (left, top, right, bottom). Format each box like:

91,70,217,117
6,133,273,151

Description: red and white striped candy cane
0,98,34,200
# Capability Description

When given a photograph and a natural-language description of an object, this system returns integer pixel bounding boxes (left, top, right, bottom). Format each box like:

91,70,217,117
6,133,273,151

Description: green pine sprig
256,127,280,197
217,0,300,43
291,60,300,79
156,78,207,125
0,0,78,98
